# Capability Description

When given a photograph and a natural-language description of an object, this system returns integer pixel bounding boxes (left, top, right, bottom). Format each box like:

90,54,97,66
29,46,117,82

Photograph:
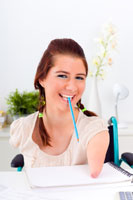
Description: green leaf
6,89,39,116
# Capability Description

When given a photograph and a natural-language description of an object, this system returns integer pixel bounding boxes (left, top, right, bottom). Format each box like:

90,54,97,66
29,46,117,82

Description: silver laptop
115,192,133,200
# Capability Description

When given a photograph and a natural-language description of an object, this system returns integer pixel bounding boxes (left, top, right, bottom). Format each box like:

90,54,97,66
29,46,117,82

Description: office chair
11,116,133,171
105,117,133,168
11,153,24,171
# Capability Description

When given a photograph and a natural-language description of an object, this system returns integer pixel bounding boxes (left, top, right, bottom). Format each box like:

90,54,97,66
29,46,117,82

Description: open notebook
25,162,133,188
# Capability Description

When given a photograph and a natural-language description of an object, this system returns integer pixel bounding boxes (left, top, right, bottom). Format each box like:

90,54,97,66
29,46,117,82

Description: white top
9,110,108,168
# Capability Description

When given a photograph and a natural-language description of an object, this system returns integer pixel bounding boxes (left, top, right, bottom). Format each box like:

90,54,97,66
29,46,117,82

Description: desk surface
0,171,133,200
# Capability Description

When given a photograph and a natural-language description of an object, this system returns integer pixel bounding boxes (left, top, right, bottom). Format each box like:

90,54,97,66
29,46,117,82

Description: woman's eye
75,76,84,80
57,74,67,79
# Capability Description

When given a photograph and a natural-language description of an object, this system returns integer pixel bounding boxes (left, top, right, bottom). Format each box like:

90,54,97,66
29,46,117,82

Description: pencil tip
77,138,79,142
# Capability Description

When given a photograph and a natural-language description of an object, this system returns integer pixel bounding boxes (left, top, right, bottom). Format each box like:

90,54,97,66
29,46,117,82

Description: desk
0,171,133,200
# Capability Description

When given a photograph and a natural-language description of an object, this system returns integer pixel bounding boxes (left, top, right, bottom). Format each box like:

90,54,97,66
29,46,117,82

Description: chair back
104,117,120,166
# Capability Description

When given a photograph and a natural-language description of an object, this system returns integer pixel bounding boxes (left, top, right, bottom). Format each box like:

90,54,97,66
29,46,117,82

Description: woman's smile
59,93,76,103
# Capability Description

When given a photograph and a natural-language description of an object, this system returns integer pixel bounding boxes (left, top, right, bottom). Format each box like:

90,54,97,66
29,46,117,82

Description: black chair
11,116,133,171
11,153,24,171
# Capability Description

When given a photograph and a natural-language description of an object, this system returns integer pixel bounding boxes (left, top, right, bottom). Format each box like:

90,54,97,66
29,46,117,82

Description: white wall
0,0,133,122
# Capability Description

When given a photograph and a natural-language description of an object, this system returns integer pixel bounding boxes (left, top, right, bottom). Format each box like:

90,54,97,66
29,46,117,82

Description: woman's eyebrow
55,70,69,74
76,73,86,77
55,71,86,77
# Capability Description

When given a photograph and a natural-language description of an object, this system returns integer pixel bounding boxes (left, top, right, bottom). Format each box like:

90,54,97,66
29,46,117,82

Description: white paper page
25,163,132,188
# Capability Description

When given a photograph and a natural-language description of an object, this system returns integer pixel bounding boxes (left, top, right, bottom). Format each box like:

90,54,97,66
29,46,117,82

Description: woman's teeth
60,94,74,101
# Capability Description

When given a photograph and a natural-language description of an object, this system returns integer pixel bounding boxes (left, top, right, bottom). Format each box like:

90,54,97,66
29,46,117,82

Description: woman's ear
39,79,45,88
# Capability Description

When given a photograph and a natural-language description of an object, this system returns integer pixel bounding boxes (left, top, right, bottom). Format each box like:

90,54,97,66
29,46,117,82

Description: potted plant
6,89,39,120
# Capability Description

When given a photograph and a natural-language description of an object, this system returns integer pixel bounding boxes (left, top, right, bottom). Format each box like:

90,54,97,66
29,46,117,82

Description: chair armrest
11,154,24,168
121,152,133,167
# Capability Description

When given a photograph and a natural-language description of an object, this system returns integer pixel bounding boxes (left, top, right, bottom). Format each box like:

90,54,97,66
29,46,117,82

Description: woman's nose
65,79,77,92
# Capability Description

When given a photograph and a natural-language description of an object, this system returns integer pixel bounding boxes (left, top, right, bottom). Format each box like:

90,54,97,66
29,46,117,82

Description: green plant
6,89,39,116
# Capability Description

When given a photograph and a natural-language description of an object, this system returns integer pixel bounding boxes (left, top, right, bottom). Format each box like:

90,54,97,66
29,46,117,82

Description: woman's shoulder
78,110,108,131
11,111,38,128
9,112,39,148
78,110,103,123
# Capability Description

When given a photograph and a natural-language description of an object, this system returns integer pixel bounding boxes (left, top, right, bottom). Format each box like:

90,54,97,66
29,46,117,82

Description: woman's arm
87,130,109,178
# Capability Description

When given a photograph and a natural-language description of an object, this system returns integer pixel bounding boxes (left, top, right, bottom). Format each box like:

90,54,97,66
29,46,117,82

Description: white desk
0,171,133,200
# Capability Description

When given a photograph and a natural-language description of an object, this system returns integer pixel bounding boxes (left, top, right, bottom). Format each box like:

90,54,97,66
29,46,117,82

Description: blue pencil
68,97,79,142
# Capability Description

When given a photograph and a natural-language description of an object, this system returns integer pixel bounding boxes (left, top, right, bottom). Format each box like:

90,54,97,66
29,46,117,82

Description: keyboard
119,192,133,200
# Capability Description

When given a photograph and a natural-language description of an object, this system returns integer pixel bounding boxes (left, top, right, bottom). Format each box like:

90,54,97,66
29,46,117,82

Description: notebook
25,162,133,188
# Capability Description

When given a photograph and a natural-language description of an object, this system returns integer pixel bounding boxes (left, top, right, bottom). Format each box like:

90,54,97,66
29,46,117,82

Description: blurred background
0,0,133,123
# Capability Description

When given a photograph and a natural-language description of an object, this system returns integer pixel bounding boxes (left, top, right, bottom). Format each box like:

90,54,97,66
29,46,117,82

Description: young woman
10,38,109,178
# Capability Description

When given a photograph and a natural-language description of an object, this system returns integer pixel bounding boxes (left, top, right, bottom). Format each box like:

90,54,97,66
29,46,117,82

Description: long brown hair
34,38,96,146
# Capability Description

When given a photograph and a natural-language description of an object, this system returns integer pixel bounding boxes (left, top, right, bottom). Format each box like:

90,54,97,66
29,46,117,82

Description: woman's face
39,54,86,111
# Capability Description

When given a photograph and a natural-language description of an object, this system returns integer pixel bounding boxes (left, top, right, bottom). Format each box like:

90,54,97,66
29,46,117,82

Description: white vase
88,76,102,117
